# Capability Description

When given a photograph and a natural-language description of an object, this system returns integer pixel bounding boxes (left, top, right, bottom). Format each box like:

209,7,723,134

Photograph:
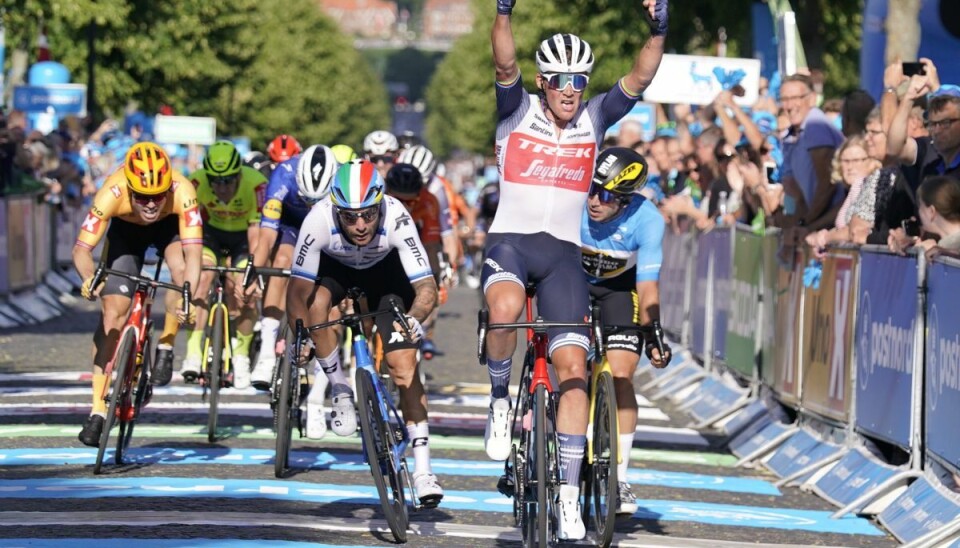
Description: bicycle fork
586,358,622,465
201,300,232,390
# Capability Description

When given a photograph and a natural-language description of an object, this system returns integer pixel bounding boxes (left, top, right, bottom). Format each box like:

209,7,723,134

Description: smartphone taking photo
902,62,926,77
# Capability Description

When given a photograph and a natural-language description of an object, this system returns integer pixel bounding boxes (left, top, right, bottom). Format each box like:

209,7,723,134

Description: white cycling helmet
296,145,338,202
536,33,594,74
397,145,437,181
362,130,399,156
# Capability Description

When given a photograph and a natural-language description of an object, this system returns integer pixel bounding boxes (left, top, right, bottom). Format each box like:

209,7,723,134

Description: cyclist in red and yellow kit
73,142,203,446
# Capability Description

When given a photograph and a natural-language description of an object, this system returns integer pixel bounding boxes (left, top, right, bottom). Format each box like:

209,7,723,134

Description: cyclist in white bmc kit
285,159,444,506
483,0,668,539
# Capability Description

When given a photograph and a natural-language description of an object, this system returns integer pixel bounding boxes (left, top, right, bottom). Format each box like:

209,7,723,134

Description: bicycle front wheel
274,352,297,478
207,307,225,443
118,348,149,460
591,370,619,547
95,328,137,474
525,383,549,548
357,368,408,543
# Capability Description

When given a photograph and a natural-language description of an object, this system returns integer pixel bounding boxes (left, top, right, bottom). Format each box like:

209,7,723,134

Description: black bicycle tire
270,325,291,425
513,358,533,530
533,383,549,547
207,308,224,443
274,352,295,478
120,346,150,459
592,370,619,547
357,369,408,543
95,329,136,474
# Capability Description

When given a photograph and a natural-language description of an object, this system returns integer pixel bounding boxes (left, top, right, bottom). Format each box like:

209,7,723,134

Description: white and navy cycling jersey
580,195,664,285
491,75,639,245
291,196,434,283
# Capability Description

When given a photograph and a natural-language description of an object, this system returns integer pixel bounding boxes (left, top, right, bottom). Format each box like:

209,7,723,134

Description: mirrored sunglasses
132,191,167,205
544,73,590,92
336,206,380,224
588,183,619,203
368,154,396,165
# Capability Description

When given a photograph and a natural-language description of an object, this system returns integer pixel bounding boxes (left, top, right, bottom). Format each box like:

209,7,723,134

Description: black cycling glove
647,0,669,36
497,0,515,15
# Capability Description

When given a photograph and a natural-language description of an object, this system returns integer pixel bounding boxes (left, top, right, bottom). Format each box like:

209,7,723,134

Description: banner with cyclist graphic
854,249,918,448
924,257,960,466
800,249,857,422
726,228,762,379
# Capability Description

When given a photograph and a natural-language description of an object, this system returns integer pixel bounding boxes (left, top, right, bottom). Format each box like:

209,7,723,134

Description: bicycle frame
98,284,151,416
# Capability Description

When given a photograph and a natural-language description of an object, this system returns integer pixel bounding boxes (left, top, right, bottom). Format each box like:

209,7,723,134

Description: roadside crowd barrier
638,223,960,546
0,192,84,327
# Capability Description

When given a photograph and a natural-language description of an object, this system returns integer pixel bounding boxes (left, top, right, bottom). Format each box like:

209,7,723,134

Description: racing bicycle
478,284,603,547
90,260,190,474
293,290,427,543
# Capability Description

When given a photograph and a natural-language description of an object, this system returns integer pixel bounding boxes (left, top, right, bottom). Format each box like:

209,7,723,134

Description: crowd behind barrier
650,222,960,546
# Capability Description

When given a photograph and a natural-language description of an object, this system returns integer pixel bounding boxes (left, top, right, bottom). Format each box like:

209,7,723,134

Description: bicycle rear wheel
207,307,225,443
95,329,136,474
274,352,297,478
357,368,409,543
591,370,619,547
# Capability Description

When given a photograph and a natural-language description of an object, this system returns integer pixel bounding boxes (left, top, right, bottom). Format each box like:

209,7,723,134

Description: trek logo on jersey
504,134,592,191
81,213,102,234
185,206,203,227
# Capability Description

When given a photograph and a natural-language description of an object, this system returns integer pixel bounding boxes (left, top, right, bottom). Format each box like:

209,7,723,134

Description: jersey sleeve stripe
618,78,641,98
291,270,317,282
408,270,434,283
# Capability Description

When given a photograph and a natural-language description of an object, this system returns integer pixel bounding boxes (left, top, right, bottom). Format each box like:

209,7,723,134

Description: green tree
228,0,390,149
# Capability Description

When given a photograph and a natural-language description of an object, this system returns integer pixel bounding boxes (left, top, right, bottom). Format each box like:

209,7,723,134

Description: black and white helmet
535,33,594,74
397,145,437,180
296,145,338,202
362,130,399,156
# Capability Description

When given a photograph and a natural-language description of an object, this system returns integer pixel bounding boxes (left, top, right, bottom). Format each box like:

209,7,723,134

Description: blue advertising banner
878,477,960,543
13,84,88,116
925,259,960,468
659,229,687,334
710,228,731,361
854,251,917,448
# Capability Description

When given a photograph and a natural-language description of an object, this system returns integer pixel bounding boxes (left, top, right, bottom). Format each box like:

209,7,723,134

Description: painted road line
0,477,881,535
0,541,350,548
0,448,776,495
434,382,654,408
0,511,845,548
0,425,738,466
0,403,692,442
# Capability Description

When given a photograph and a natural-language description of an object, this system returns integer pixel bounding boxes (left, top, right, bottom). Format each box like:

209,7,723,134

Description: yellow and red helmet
124,142,173,195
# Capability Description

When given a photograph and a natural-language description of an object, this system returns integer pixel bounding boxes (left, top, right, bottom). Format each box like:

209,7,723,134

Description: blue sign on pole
606,102,657,142
854,251,917,448
13,84,88,116
925,260,960,467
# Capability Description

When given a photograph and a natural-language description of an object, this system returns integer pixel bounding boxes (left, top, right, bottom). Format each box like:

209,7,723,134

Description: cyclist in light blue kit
581,146,672,515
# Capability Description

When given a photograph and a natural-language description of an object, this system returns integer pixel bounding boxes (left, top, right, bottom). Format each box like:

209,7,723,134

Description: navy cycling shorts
481,232,590,354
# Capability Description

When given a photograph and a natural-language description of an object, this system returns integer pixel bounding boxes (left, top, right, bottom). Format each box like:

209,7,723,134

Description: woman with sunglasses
285,159,444,507
581,147,672,516
484,0,668,539
175,140,269,389
72,142,204,447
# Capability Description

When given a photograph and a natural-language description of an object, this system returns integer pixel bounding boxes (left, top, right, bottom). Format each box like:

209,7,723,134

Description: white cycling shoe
484,397,513,461
555,497,586,540
232,355,251,390
413,471,444,508
330,392,358,436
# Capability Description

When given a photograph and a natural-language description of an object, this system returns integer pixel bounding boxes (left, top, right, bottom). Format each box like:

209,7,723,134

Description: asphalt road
0,284,899,547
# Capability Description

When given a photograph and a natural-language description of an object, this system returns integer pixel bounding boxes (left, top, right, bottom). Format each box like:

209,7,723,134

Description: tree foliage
2,0,389,148
424,0,865,156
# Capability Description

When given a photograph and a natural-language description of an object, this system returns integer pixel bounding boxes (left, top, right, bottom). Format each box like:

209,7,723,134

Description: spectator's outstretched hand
904,75,930,102
919,58,941,92
887,227,918,255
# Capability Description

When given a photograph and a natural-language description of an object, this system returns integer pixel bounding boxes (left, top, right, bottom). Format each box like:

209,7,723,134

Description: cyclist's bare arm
247,222,260,260
491,12,518,84
620,24,666,96
182,243,203,311
73,246,97,288
408,277,439,324
635,280,661,326
286,277,315,332
254,227,279,268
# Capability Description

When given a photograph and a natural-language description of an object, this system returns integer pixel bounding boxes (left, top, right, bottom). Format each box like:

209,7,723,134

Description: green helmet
203,140,242,177
331,144,358,164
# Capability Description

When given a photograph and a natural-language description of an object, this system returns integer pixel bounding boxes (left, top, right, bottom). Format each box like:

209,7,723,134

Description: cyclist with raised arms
581,147,672,514
177,141,268,389
73,142,203,446
483,0,668,539
286,159,444,506
362,130,399,178
249,146,340,425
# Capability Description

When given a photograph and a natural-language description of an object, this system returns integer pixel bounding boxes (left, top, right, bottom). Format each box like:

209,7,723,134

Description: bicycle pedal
497,474,515,498
418,494,442,509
